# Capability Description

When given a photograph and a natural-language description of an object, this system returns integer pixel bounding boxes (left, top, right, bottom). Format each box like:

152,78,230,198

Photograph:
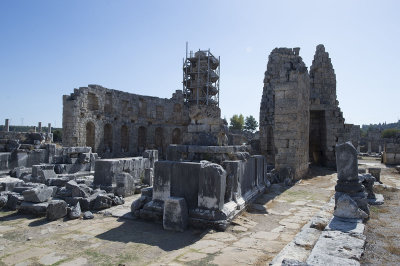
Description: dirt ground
361,165,400,265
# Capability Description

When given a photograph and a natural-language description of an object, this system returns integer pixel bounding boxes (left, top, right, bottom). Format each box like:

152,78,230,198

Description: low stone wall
383,142,400,165
94,150,157,196
133,153,267,230
166,144,251,164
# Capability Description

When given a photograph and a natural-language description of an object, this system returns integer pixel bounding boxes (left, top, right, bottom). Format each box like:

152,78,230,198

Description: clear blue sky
1,0,399,128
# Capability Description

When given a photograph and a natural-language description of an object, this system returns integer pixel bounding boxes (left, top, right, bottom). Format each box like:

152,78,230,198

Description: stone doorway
138,126,147,153
86,122,95,152
121,125,129,152
172,128,181,144
155,127,164,154
104,124,113,153
309,110,326,165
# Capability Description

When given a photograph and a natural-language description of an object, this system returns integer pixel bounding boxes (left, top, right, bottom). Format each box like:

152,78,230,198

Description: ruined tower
183,49,220,106
259,48,310,179
309,44,346,167
182,47,227,146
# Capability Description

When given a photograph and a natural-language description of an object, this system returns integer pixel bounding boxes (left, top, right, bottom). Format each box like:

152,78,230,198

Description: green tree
230,114,244,130
382,128,400,139
244,115,259,132
52,129,63,142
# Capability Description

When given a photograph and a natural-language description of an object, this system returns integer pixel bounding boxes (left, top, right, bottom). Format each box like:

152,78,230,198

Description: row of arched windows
85,122,181,153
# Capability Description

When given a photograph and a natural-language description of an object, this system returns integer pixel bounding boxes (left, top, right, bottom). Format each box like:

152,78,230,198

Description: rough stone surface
46,200,68,221
18,202,49,215
307,230,365,265
163,197,188,232
93,194,112,210
83,211,94,219
335,142,358,181
22,185,53,203
62,85,188,158
68,202,81,219
333,194,368,219
259,47,310,180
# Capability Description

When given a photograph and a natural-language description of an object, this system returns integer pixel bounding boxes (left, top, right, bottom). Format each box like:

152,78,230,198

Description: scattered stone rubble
0,134,156,221
272,141,386,265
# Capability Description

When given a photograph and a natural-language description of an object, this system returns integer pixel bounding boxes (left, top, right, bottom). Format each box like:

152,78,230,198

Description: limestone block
170,162,201,209
143,149,158,168
46,200,68,221
19,201,49,215
163,197,188,232
22,185,53,203
0,176,23,192
153,161,173,201
115,172,135,197
335,142,358,181
333,194,368,219
94,158,123,186
68,202,81,219
241,157,256,196
367,168,381,183
198,162,226,210
143,168,154,186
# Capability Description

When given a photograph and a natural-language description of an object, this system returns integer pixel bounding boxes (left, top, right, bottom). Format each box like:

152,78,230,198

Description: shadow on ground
95,217,205,251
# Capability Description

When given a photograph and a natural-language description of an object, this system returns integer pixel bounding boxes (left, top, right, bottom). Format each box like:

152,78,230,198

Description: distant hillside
361,120,400,133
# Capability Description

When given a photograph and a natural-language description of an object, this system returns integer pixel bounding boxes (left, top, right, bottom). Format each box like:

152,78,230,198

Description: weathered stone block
333,194,368,219
153,161,173,201
170,162,201,209
198,162,226,210
46,200,68,221
22,185,53,203
335,142,358,181
115,172,135,197
163,197,188,232
19,202,49,215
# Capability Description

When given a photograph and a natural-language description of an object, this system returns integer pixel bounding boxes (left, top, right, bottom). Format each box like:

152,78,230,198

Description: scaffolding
183,43,220,106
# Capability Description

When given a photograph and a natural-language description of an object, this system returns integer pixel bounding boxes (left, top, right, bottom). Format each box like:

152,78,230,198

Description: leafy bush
382,129,400,139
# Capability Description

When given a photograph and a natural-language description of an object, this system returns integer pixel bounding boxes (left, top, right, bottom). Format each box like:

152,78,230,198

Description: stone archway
155,127,164,154
104,123,113,153
138,126,147,153
86,122,95,152
121,125,129,152
172,128,182,144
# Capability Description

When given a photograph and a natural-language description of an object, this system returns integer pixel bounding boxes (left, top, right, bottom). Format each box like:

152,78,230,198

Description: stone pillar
367,142,371,154
33,126,37,133
4,119,9,132
38,122,42,133
48,123,52,133
357,144,360,153
334,142,369,219
378,145,382,153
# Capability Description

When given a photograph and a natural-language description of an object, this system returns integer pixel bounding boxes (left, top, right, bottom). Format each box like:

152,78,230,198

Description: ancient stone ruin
1,43,396,265
130,48,267,231
62,85,188,159
259,45,361,180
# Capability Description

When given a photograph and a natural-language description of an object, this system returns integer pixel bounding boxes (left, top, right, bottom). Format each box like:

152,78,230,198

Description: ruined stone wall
309,44,349,167
343,124,360,149
260,48,310,179
383,133,400,164
63,85,189,158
